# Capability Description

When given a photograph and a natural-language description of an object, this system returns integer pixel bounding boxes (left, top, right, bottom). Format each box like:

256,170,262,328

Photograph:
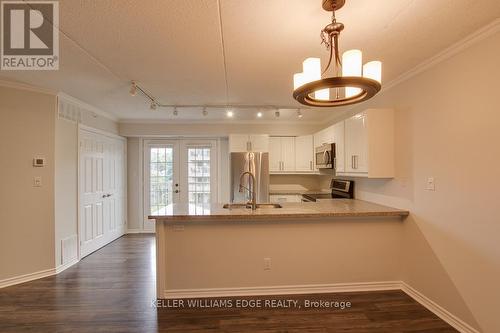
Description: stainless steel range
302,179,354,202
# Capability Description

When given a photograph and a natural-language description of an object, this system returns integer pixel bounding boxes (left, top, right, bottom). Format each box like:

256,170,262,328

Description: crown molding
57,92,118,122
118,118,323,126
0,78,56,95
382,18,500,93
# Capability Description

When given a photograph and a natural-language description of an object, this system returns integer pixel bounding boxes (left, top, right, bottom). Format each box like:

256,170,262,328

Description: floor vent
61,235,78,265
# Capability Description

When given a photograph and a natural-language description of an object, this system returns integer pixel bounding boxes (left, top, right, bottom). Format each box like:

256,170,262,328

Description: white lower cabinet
269,194,302,203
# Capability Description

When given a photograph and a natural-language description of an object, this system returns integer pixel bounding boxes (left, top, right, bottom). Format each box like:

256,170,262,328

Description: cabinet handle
352,155,358,169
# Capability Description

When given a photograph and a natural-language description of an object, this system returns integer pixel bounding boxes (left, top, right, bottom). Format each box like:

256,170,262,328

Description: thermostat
33,157,46,167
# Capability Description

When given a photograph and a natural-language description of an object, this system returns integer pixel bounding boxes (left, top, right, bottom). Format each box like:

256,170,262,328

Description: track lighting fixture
129,81,137,96
297,110,303,118
257,112,263,118
226,110,234,118
202,107,208,116
173,107,178,116
275,111,280,118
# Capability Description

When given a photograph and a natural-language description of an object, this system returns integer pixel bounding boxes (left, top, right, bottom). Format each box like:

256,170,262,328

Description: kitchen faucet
238,171,257,210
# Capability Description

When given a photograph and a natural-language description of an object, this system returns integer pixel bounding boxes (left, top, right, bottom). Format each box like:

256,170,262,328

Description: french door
144,139,217,231
79,129,126,258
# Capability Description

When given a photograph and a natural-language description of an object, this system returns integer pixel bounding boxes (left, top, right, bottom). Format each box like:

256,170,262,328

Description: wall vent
61,235,78,265
58,99,82,123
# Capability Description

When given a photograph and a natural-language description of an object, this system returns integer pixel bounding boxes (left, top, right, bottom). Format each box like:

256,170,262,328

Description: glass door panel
187,147,211,214
149,146,174,215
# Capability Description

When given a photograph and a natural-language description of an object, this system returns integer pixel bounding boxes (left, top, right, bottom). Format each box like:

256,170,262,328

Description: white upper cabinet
249,135,269,152
340,109,394,178
295,135,314,171
280,137,296,171
229,134,269,152
331,122,345,173
344,113,368,173
269,137,296,172
269,137,282,172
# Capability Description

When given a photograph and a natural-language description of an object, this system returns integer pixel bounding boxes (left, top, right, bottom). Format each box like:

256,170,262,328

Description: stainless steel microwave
315,143,336,169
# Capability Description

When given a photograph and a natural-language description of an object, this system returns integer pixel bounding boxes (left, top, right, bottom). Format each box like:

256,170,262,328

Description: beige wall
127,137,143,231
318,30,500,332
270,174,323,192
161,217,403,291
0,86,57,280
54,118,78,267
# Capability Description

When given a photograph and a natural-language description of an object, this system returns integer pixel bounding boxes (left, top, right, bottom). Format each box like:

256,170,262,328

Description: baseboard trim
0,268,55,289
401,282,480,333
55,258,79,274
126,229,155,234
163,281,402,299
164,281,479,333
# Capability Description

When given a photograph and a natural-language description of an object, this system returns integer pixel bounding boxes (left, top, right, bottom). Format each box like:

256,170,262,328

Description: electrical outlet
33,176,42,187
426,177,435,191
264,258,271,271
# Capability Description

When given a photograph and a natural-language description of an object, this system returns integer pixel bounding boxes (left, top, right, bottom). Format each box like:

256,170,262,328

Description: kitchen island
150,200,409,299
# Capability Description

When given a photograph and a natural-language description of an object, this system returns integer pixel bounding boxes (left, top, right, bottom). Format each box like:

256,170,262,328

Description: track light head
129,81,137,96
275,110,280,118
202,107,208,116
297,110,303,118
173,107,178,116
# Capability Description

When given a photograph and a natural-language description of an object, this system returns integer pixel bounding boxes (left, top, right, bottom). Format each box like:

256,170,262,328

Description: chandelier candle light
293,0,382,107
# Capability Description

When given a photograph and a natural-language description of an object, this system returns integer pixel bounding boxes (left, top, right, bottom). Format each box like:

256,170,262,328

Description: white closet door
79,130,126,258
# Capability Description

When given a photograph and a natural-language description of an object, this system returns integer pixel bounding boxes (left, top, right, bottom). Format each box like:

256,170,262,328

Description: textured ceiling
1,0,499,123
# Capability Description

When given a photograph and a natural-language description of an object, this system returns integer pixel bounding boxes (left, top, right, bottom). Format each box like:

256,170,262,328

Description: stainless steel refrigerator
230,152,270,203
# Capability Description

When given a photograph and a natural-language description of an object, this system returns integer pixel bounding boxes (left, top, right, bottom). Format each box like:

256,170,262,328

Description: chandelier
293,0,382,107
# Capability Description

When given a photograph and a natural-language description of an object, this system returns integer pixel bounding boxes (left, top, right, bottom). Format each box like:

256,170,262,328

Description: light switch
426,177,435,191
33,176,42,187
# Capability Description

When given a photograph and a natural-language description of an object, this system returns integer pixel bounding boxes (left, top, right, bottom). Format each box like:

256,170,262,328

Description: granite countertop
148,199,409,223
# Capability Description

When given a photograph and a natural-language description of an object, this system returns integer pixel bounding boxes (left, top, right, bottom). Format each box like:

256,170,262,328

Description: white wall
318,28,500,332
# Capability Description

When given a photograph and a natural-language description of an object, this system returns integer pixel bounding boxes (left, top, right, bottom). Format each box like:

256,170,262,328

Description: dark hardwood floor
0,234,457,332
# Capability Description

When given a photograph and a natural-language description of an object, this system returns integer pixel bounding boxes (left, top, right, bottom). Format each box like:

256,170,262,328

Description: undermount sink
223,203,282,209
